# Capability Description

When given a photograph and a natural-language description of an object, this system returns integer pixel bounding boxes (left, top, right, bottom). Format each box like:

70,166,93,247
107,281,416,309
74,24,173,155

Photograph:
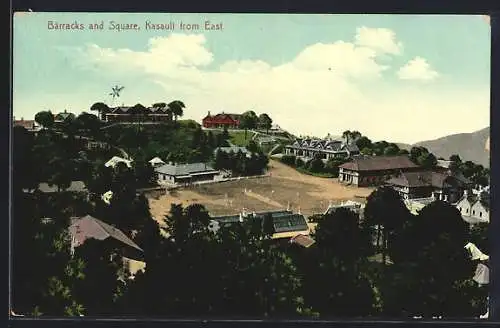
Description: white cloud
354,26,403,55
35,29,488,144
397,56,439,81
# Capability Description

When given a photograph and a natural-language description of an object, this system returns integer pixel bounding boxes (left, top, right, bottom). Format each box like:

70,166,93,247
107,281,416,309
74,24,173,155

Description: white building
456,190,490,224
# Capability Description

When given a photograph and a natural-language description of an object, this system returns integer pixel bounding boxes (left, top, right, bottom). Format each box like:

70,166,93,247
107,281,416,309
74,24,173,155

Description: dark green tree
35,111,55,129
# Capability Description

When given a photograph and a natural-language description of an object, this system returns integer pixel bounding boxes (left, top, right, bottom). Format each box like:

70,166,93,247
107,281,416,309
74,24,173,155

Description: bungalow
155,162,220,185
456,190,490,224
202,111,241,129
105,156,133,168
211,209,310,240
338,155,420,187
284,138,360,161
385,171,469,203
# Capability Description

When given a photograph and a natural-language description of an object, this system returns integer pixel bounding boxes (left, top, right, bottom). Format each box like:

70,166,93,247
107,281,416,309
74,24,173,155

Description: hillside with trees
12,108,489,318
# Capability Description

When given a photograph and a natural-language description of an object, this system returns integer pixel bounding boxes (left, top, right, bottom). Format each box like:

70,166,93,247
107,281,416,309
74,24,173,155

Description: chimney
208,110,211,116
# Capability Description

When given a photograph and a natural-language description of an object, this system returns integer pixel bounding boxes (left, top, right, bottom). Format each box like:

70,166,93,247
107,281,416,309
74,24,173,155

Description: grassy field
148,159,374,222
229,130,256,146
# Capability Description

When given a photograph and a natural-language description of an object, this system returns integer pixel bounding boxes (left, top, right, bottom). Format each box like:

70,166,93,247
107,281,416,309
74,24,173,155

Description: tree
384,201,485,317
168,100,186,121
350,131,362,142
240,111,259,139
71,240,126,315
11,189,85,316
342,130,352,145
221,126,230,141
356,136,372,150
35,111,55,129
308,158,324,173
13,126,38,192
247,140,259,153
384,144,400,156
298,208,376,317
47,158,72,192
409,146,428,164
258,113,273,133
90,102,110,121
75,113,101,135
363,186,412,266
418,152,437,169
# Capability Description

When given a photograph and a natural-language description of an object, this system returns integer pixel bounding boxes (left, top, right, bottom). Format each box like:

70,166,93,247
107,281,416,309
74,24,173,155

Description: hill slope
412,127,490,167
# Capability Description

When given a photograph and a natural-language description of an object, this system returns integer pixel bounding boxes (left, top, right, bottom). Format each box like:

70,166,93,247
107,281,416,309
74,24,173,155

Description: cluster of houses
284,137,360,160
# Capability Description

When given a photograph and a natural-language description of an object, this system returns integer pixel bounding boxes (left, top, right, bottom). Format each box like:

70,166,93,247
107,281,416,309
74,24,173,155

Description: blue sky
13,13,490,143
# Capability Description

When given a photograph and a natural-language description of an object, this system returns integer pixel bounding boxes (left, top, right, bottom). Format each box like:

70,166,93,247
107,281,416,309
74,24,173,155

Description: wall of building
456,199,472,216
471,202,489,221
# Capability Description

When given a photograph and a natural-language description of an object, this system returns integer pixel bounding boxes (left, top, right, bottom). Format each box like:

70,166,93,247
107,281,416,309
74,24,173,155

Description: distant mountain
408,127,490,168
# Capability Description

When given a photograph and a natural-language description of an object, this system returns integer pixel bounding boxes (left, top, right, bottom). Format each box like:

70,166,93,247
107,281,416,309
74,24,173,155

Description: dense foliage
12,109,489,318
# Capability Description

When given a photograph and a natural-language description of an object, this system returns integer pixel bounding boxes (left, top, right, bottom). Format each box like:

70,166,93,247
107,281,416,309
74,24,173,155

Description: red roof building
202,111,241,129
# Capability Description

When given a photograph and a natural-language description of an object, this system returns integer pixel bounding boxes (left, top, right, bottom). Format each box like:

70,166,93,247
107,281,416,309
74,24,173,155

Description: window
473,210,475,215
467,209,469,213
480,212,483,218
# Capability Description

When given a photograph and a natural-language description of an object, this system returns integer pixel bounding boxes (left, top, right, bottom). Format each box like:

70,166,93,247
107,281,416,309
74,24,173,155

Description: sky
13,13,490,144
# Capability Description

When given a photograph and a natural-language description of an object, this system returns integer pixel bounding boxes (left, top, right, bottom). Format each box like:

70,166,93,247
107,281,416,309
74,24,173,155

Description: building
102,105,171,123
323,200,364,219
385,171,470,203
211,209,310,240
69,215,145,274
338,155,420,187
155,162,220,185
202,111,241,129
149,157,166,168
54,110,76,124
456,190,490,224
284,138,360,160
13,118,41,133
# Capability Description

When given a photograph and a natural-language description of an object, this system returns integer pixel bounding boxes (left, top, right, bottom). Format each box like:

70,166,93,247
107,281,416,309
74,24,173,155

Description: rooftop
339,155,418,172
70,215,143,252
155,162,218,177
211,209,309,235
